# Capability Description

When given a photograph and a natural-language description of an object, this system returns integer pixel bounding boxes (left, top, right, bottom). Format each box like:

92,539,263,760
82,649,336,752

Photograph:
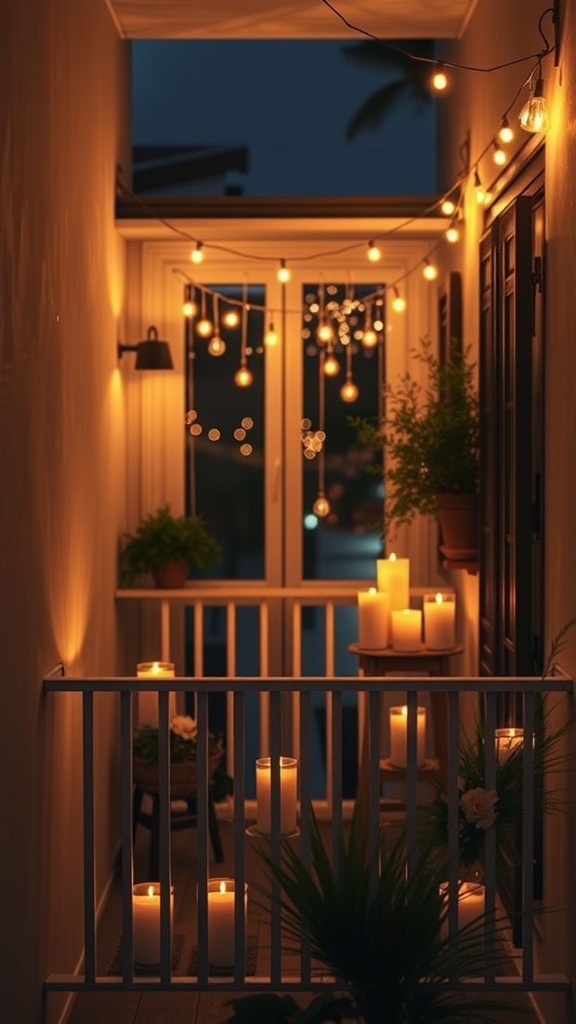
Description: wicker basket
133,740,225,799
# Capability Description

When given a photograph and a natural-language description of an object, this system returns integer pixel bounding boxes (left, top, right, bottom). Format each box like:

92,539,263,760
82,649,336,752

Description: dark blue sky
132,40,436,196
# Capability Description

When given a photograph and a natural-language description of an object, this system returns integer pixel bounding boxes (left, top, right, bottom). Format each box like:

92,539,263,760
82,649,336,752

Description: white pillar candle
440,881,485,939
255,756,298,835
207,878,248,968
376,553,410,610
495,727,524,763
423,592,456,650
391,608,422,652
357,587,390,649
389,705,426,768
132,882,174,966
136,661,175,727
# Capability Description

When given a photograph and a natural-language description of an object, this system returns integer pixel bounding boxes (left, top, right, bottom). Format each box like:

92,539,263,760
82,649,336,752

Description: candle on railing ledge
132,882,174,966
376,553,410,611
391,608,422,652
423,592,456,650
440,881,485,939
136,661,175,727
495,727,524,763
255,756,298,834
357,587,390,649
206,878,248,967
389,705,426,768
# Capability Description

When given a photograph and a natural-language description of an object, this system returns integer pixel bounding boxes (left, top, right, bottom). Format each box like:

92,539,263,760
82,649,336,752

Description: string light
422,258,439,282
498,115,514,144
445,220,460,244
190,242,204,265
234,286,253,387
473,170,488,206
264,321,278,347
196,290,213,337
323,352,340,376
208,334,226,356
391,287,406,313
317,322,335,344
234,363,253,387
440,195,457,216
313,493,331,518
223,308,240,328
492,140,507,166
367,240,382,262
277,259,291,283
182,285,197,319
430,63,448,92
519,71,550,133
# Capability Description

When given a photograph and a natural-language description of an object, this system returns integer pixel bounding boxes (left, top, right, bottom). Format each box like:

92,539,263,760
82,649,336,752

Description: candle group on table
132,882,174,966
206,878,247,967
136,660,175,726
389,705,427,767
255,756,298,835
423,593,456,649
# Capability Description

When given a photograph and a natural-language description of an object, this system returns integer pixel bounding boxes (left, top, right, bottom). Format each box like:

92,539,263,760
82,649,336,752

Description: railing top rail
115,584,446,602
44,667,573,695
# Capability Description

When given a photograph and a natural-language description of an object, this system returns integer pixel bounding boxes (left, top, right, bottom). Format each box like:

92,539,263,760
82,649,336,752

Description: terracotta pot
152,560,189,588
436,493,479,559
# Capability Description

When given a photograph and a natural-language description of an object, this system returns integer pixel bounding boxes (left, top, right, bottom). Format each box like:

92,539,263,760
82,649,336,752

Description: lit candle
495,727,524,763
207,878,248,967
440,881,485,939
136,661,175,726
255,756,298,834
132,882,174,966
391,608,422,652
389,705,426,768
376,553,410,610
423,592,456,650
357,587,390,649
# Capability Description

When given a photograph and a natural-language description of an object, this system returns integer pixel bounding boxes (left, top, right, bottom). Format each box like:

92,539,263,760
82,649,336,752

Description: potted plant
353,338,479,555
133,714,232,803
225,809,517,1024
119,504,221,588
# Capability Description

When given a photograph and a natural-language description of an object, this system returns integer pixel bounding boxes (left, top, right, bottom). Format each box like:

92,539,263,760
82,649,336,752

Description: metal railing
43,668,572,999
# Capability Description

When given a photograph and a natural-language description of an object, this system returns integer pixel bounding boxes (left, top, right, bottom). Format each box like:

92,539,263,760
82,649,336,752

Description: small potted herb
120,504,221,588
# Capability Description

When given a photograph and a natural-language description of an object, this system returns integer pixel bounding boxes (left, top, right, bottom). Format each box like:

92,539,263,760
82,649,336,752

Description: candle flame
151,662,160,674
219,880,227,894
147,885,155,898
389,552,397,562
368,587,377,595
435,592,444,604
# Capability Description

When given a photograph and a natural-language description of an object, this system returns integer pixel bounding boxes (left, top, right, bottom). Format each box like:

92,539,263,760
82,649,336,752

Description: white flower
170,715,198,742
459,787,498,830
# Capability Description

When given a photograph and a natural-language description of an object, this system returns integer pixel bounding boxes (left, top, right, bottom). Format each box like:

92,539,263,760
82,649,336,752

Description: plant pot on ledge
437,493,479,561
152,559,189,589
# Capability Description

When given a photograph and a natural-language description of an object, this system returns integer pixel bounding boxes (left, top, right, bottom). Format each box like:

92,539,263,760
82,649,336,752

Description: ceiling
106,0,477,40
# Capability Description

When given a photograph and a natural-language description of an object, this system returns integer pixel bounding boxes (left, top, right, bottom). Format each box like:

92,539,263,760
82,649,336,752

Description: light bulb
340,378,359,403
367,241,382,262
208,335,226,357
323,354,340,376
317,322,334,344
391,289,406,313
223,309,240,328
234,365,253,387
313,494,331,518
196,318,213,337
431,64,448,92
361,328,378,348
182,299,197,318
440,196,456,216
190,243,204,264
473,170,487,205
498,116,514,144
277,260,290,283
518,79,550,133
264,323,278,347
493,141,507,166
423,259,438,282
445,224,460,244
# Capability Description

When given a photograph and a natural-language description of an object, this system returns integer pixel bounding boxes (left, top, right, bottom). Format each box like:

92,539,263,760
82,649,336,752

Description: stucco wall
438,1,576,1018
0,2,130,1021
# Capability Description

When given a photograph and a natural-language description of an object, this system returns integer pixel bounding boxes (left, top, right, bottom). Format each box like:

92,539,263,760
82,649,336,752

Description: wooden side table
348,643,463,817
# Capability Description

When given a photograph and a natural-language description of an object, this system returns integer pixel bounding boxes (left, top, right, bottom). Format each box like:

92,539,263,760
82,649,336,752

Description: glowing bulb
208,335,226,356
391,289,406,313
361,328,378,348
182,299,197,318
473,170,487,205
313,494,331,518
264,323,278,347
317,322,334,344
234,365,253,387
518,79,550,133
431,64,448,91
340,378,359,403
493,141,507,166
190,242,204,264
223,309,240,328
196,318,213,337
367,241,382,262
440,197,456,216
278,260,290,283
445,224,460,244
323,354,340,376
423,259,438,282
498,116,514,144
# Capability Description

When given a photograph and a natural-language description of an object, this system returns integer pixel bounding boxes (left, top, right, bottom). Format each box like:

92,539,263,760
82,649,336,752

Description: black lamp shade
135,338,174,370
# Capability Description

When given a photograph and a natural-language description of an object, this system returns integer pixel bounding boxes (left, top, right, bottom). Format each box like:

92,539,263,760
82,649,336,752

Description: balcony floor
64,813,540,1024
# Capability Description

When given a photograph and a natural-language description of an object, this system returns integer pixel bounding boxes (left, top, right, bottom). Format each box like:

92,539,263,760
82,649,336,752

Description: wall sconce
118,325,174,370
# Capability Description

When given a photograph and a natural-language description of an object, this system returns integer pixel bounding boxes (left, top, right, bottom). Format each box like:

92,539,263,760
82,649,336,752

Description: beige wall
0,2,130,1021
439,1,576,1018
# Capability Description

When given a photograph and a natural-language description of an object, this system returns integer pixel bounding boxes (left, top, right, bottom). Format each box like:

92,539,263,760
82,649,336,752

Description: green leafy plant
119,504,221,584
226,809,518,1024
351,338,479,538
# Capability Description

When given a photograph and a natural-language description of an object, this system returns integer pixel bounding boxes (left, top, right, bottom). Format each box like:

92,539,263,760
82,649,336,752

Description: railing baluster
269,689,282,985
405,690,418,877
157,689,172,984
522,689,536,985
484,690,497,983
196,689,209,983
82,689,96,985
119,690,134,982
233,689,247,984
446,690,459,974
299,689,312,985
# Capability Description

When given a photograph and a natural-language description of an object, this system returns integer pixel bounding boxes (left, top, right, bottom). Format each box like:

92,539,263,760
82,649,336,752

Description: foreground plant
226,810,518,1024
